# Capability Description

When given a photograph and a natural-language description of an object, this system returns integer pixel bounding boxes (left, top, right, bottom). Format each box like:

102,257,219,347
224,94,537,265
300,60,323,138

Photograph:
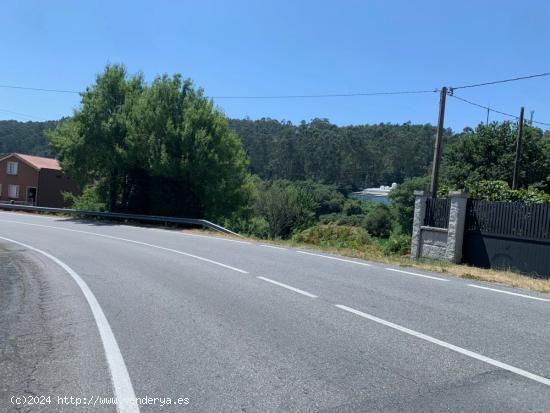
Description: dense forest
0,117,448,191
229,118,450,190
0,119,60,157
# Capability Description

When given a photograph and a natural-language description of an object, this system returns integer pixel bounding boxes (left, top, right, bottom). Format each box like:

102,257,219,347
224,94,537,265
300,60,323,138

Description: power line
450,71,550,91
0,84,80,94
0,82,439,99
449,94,550,127
210,89,439,99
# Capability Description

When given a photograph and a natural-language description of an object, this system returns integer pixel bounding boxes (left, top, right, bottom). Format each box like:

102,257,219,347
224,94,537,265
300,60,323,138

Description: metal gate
462,200,550,278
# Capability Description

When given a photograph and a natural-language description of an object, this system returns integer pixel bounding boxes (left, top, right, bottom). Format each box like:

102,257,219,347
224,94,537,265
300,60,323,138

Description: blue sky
1,0,549,131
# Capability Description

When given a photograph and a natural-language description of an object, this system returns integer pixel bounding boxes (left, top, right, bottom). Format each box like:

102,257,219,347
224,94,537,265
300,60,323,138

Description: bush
342,199,364,215
226,216,270,238
383,232,411,256
363,204,394,238
64,185,106,211
293,224,371,249
467,180,550,203
319,213,366,227
255,181,316,238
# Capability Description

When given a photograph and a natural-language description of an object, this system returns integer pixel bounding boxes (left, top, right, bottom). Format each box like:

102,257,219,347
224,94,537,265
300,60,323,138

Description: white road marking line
335,304,550,387
296,250,371,266
259,244,287,250
467,284,550,302
384,267,449,282
0,236,140,413
257,276,318,298
0,219,248,274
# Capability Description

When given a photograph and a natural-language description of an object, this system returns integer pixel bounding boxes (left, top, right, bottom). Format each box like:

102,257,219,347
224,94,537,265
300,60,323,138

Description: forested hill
0,119,59,157
0,118,448,189
229,118,450,190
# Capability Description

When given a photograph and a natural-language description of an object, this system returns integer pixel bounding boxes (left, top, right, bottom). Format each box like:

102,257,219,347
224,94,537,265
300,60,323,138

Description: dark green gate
462,200,550,278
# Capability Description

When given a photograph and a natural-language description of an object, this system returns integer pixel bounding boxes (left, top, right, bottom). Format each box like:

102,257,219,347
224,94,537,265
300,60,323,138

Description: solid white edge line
0,219,249,274
0,236,140,412
467,284,550,302
259,244,287,250
335,304,550,387
296,250,371,266
384,267,449,282
257,276,318,298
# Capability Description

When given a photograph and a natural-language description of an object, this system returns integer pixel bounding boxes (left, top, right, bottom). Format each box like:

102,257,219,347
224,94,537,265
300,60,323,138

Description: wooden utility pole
512,106,525,190
430,87,447,197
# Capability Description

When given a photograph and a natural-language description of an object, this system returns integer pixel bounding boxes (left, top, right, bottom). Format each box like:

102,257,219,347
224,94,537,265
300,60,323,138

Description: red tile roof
14,153,61,170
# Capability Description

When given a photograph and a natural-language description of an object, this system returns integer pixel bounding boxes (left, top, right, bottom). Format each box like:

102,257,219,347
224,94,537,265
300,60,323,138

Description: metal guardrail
0,203,240,236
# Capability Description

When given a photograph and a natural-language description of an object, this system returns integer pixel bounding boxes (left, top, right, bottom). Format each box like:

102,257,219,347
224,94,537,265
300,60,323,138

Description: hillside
0,118,445,189
0,119,60,158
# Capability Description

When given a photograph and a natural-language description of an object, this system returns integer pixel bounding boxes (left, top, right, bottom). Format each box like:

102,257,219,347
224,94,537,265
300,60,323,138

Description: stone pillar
410,190,428,259
445,191,469,263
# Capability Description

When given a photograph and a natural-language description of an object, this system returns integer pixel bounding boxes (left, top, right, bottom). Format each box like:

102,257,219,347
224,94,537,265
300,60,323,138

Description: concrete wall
411,191,468,264
419,226,449,260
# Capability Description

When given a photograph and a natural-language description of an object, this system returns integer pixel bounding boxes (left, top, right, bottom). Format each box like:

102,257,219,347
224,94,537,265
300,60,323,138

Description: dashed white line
335,304,550,387
0,236,140,413
257,276,318,298
296,250,371,266
384,267,449,282
260,244,287,250
467,284,550,302
0,219,249,274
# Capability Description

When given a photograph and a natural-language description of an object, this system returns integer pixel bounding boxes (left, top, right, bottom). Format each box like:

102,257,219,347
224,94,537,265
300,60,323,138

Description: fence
423,198,450,228
465,200,550,241
462,200,550,276
0,203,239,236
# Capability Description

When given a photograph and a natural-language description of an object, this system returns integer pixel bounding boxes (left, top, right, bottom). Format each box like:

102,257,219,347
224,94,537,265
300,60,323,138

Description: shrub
226,216,270,238
467,180,550,203
383,232,411,256
342,199,364,215
255,181,316,238
293,224,371,249
363,204,394,238
319,213,366,227
64,185,106,211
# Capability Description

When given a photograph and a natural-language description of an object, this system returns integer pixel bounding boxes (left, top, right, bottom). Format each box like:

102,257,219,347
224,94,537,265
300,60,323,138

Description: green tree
255,181,317,238
389,175,430,233
363,204,394,238
49,65,252,221
442,122,550,192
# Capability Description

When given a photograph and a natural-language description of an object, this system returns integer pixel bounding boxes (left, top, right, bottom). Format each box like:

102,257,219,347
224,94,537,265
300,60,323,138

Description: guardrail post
445,191,469,263
411,190,428,259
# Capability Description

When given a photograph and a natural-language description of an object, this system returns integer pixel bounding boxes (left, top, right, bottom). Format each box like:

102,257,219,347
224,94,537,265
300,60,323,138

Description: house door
27,187,37,205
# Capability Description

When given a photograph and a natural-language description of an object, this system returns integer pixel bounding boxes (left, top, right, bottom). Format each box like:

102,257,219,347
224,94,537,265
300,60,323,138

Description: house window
7,161,18,175
8,184,20,199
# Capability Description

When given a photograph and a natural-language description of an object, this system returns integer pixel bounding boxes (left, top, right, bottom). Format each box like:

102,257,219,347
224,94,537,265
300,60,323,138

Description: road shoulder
0,243,114,412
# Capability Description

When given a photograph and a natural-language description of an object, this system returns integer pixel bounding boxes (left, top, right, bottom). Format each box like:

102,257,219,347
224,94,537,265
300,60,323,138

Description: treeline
229,118,450,190
0,119,60,157
1,117,449,192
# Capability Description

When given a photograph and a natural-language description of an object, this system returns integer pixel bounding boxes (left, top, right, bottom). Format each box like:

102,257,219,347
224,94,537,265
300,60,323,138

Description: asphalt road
0,210,549,412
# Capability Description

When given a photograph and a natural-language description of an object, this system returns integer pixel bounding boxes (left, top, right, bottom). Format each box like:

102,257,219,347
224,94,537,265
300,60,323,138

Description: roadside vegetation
2,64,550,290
